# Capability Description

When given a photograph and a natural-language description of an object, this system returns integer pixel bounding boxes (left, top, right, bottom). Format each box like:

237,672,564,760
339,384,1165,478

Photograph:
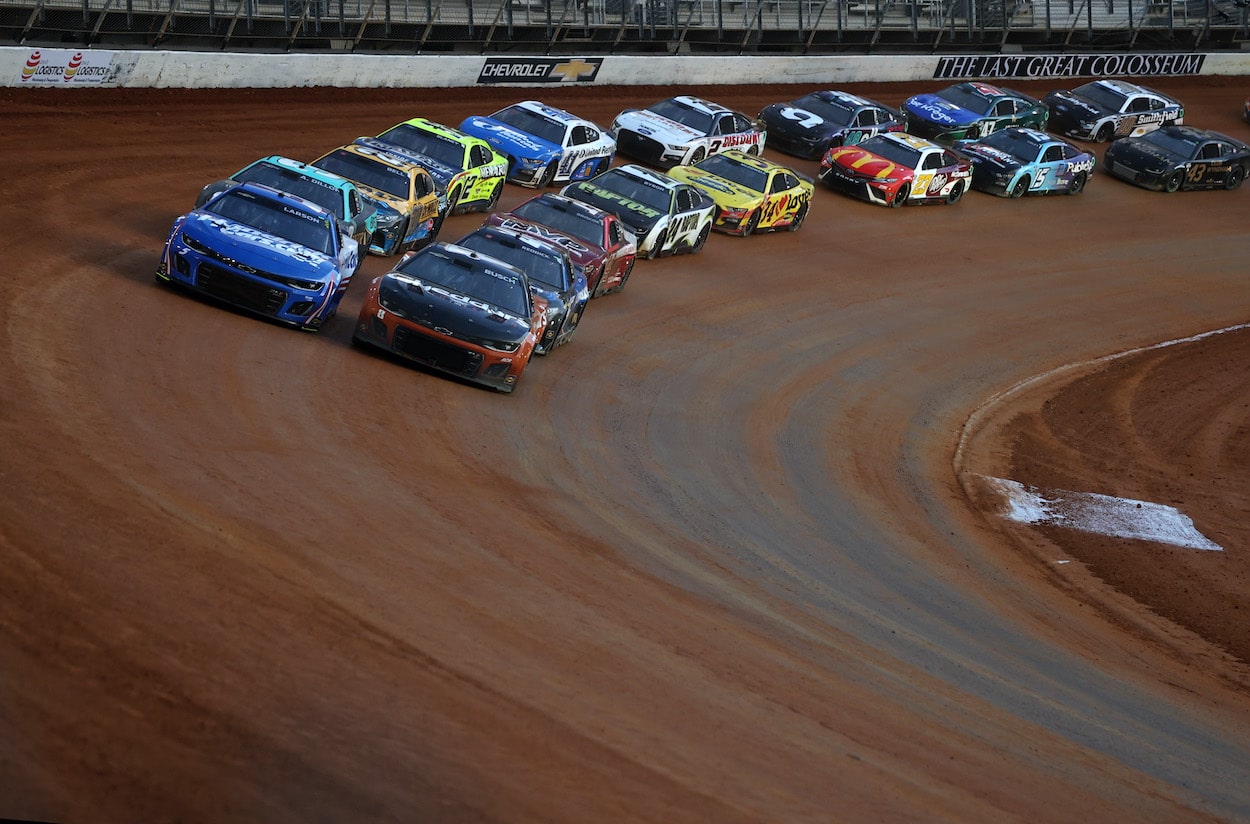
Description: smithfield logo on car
478,57,603,85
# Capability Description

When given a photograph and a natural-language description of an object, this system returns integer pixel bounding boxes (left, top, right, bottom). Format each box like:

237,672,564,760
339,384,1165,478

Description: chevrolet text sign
478,57,603,84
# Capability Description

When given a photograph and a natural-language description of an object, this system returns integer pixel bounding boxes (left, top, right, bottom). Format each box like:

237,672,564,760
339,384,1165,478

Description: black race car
453,225,589,355
757,90,904,160
1103,125,1250,192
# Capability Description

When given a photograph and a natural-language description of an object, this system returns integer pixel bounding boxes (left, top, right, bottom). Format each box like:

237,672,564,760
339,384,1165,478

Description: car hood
759,103,844,137
614,109,705,143
961,143,1023,172
669,167,761,204
904,94,981,127
1044,91,1103,121
829,147,908,180
182,212,336,282
563,182,665,232
484,214,603,268
461,115,560,160
1107,139,1179,171
353,136,458,188
379,275,533,343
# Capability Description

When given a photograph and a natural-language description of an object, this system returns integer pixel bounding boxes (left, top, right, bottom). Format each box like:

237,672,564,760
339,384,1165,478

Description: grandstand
1,0,1246,53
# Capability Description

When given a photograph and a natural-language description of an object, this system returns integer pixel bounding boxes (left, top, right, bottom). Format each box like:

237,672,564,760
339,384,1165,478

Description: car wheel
1068,171,1088,195
689,147,706,165
446,186,462,216
890,183,910,208
742,211,760,236
690,222,710,253
612,259,634,294
537,162,556,188
1164,170,1184,193
644,230,666,260
746,144,761,156
485,180,503,211
787,203,809,232
946,180,965,205
1096,123,1115,143
1225,165,1246,190
1008,176,1029,198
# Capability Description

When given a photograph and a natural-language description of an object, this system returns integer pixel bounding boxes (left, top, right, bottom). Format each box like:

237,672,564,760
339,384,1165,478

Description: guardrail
2,0,1247,51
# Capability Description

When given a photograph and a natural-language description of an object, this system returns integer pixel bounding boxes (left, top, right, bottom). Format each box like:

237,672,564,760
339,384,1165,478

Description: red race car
819,132,972,207
484,193,637,297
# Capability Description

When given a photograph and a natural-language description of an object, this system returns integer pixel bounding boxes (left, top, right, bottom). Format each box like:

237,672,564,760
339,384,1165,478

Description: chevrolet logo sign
478,57,604,84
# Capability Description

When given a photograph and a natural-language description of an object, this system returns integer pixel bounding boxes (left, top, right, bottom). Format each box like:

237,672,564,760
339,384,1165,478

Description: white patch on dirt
982,476,1223,552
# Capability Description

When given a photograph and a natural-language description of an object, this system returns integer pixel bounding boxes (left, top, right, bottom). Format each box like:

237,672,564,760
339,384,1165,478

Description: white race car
460,100,616,188
560,164,715,259
612,95,766,168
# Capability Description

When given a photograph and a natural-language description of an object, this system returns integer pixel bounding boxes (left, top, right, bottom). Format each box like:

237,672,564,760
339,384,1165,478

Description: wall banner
478,57,603,84
933,52,1206,80
20,49,115,84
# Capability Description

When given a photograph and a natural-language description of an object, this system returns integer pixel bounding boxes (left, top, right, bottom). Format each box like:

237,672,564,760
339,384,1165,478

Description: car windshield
234,163,346,219
978,130,1041,163
859,136,922,169
457,233,570,292
1072,81,1128,112
693,154,768,192
1140,129,1201,158
647,98,714,133
936,85,995,116
376,124,467,168
312,150,410,199
792,93,855,126
491,106,566,146
395,247,530,317
207,190,334,255
512,198,604,245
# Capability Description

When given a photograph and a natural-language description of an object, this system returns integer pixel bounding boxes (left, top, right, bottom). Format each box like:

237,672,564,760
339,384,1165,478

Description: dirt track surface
2,77,1249,822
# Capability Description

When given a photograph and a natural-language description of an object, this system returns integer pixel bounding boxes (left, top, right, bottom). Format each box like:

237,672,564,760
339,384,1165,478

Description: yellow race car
665,149,813,236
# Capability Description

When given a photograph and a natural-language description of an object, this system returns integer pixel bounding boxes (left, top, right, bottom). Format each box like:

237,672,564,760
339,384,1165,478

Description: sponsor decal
934,52,1205,80
20,48,114,84
478,57,602,84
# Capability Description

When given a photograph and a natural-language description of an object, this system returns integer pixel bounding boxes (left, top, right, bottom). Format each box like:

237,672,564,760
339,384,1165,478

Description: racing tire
946,180,965,205
745,144,761,157
612,259,634,294
446,187,462,216
537,163,556,188
485,180,503,212
1068,171,1088,195
1009,176,1029,199
889,183,910,208
1096,123,1115,143
689,147,706,165
1224,166,1246,190
786,203,809,232
742,211,760,236
644,231,666,260
690,223,711,254
1163,170,1184,193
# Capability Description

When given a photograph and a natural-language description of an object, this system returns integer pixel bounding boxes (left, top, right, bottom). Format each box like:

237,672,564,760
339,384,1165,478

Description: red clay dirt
2,77,1249,822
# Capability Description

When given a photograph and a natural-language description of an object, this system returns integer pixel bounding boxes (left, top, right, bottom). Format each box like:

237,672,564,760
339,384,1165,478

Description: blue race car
156,181,360,331
902,82,1048,145
459,100,616,188
961,127,1096,198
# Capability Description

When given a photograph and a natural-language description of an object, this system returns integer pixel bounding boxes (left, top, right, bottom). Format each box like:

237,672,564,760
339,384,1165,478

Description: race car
195,155,376,262
1044,80,1184,143
311,143,442,256
665,149,813,235
157,181,359,331
819,132,972,207
561,164,716,259
1103,125,1250,192
484,192,638,298
757,90,905,160
611,95,766,167
962,127,1095,197
902,82,1048,144
454,226,588,355
358,117,508,215
459,100,615,188
352,242,548,394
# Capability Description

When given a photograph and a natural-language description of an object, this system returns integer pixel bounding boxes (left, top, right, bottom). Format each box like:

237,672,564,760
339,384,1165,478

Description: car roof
329,143,428,174
670,95,732,115
881,132,943,151
250,155,357,192
394,117,482,144
609,164,684,190
711,149,790,173
531,192,615,221
512,100,585,124
222,180,337,221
